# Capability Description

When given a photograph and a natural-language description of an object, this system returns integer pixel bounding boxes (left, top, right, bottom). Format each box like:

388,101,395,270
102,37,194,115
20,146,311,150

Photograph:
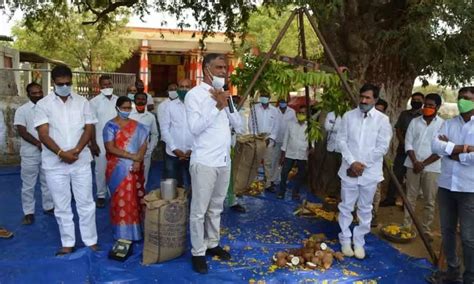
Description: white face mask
168,91,178,100
101,88,113,96
207,67,225,90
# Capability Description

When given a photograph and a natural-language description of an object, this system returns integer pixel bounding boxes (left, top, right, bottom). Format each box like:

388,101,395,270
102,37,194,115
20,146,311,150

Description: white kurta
336,107,392,248
89,93,118,198
130,109,159,187
14,101,53,215
185,82,242,256
34,92,98,247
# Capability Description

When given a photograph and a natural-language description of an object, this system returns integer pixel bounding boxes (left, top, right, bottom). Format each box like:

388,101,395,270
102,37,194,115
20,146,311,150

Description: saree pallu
104,119,150,241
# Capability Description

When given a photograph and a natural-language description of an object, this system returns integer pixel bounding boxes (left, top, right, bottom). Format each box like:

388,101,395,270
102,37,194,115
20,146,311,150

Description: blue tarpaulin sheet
0,162,434,283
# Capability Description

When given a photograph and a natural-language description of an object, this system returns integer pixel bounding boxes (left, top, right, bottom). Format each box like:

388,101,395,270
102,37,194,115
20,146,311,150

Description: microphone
224,84,234,113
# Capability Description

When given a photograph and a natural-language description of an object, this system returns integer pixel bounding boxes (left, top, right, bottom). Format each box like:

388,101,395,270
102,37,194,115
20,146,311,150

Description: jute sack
142,188,188,264
232,134,267,195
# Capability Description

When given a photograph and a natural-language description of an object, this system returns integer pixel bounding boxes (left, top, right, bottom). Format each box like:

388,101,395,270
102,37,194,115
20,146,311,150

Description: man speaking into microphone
185,54,242,274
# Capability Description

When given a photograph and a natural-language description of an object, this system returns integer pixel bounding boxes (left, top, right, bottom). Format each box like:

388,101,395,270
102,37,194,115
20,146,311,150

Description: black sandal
55,247,75,256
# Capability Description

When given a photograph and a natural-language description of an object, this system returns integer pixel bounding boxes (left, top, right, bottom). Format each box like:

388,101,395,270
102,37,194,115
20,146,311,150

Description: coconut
320,242,328,251
302,252,313,262
306,262,317,269
322,253,334,269
333,251,344,261
276,258,287,267
290,256,300,266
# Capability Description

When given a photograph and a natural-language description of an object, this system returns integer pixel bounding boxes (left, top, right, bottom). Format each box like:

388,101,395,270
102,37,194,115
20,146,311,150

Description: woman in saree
103,96,150,242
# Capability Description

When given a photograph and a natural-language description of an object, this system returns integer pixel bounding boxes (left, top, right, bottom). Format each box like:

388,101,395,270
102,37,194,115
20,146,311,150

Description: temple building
116,27,239,97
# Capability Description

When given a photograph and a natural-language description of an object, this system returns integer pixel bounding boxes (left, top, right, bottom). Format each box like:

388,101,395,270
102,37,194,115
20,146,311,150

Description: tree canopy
11,6,135,71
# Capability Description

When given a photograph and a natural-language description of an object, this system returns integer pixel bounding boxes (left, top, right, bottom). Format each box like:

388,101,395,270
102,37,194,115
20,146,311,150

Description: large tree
7,1,474,116
11,6,135,71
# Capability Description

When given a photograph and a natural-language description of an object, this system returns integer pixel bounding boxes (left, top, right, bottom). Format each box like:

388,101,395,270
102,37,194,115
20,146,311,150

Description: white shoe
341,244,354,257
354,246,365,259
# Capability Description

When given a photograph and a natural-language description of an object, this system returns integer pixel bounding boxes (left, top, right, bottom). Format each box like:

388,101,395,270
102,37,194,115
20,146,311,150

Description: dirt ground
373,198,442,263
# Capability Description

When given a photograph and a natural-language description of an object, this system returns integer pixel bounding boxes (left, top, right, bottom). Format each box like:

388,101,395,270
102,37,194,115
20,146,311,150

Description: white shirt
14,101,41,157
130,109,159,156
248,103,280,141
185,82,242,167
147,94,154,106
159,99,194,157
276,107,296,144
34,92,97,170
324,111,342,152
403,116,444,173
157,98,171,141
432,115,474,193
281,120,308,160
231,109,248,147
89,93,118,145
337,107,393,185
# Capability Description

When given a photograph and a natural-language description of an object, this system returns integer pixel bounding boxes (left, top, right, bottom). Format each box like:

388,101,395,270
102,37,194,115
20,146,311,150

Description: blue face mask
359,103,374,113
116,107,130,119
127,93,135,100
54,85,71,97
279,102,287,108
260,97,270,105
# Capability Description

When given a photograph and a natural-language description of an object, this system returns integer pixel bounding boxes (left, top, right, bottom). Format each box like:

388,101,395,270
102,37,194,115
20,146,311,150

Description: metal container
160,178,177,200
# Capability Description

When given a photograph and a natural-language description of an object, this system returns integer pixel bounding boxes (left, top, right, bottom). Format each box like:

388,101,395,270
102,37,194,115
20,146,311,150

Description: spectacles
55,82,73,86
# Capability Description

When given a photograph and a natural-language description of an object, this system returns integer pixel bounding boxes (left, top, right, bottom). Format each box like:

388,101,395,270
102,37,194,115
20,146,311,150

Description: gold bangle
57,149,62,157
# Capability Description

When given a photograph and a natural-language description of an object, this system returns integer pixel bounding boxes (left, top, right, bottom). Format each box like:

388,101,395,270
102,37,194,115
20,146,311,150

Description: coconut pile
271,233,344,270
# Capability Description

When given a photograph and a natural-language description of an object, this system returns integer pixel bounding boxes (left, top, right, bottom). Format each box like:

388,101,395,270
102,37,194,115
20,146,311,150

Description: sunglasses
55,82,73,86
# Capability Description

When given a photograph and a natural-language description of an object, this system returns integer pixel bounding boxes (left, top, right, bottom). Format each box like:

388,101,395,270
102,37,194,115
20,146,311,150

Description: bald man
159,79,194,188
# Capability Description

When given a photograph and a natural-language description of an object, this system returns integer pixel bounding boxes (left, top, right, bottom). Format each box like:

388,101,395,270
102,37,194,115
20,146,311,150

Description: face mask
296,113,306,122
135,105,146,113
359,103,374,113
54,85,71,97
458,98,474,114
116,107,130,119
168,91,178,100
177,90,188,101
101,88,113,96
260,97,270,105
207,67,225,90
127,93,135,100
422,107,436,117
411,100,423,110
279,102,287,109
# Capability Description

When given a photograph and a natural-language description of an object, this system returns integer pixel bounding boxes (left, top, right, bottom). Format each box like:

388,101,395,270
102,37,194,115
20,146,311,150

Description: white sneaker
341,244,354,257
354,246,365,259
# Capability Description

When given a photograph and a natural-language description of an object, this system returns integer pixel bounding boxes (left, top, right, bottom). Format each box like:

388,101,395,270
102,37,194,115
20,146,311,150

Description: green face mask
458,99,474,114
296,113,306,122
177,90,188,101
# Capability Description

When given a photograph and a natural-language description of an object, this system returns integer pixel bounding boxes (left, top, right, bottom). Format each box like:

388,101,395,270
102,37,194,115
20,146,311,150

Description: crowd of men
2,53,474,282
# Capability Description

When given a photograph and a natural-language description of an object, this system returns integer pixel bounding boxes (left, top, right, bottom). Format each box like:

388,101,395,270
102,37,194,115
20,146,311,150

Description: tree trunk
307,2,419,194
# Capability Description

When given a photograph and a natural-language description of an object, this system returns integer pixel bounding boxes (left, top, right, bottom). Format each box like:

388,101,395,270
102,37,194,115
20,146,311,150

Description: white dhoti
94,141,108,198
263,140,280,187
338,180,378,247
21,155,54,215
45,163,97,247
189,163,230,256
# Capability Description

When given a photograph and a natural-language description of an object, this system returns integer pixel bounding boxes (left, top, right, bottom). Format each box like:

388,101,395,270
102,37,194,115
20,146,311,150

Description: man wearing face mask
248,93,281,192
402,93,443,241
381,92,424,207
34,65,98,255
127,85,138,101
157,83,179,179
273,98,296,187
89,75,118,208
160,79,194,188
429,87,474,284
135,79,155,112
277,106,309,200
336,83,392,259
14,82,54,225
129,92,159,188
184,53,242,274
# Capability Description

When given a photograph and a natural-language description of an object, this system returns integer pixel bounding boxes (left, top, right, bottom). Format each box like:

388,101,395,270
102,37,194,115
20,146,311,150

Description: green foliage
11,5,135,71
413,84,458,103
238,6,323,59
231,54,350,143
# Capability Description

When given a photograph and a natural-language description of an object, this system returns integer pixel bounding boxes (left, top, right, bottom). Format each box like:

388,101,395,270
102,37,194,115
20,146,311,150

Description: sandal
55,247,75,256
0,227,13,239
